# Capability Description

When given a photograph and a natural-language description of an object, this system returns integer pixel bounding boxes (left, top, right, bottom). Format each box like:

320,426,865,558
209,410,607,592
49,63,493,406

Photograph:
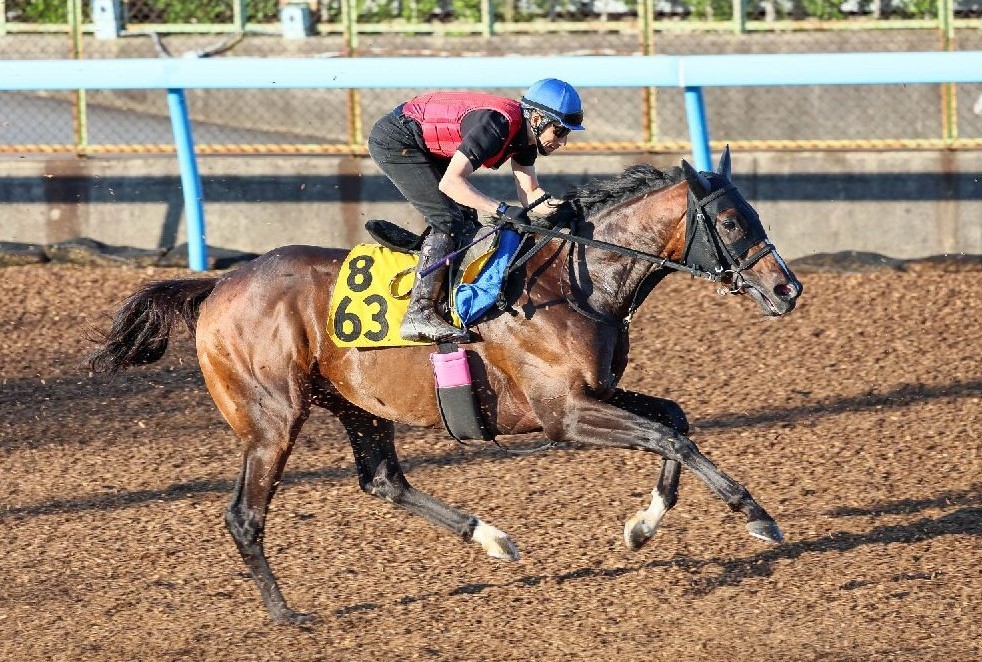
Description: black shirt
458,109,538,170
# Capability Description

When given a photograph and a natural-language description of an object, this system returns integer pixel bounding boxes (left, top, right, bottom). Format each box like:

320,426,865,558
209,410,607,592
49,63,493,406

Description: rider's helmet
520,78,586,136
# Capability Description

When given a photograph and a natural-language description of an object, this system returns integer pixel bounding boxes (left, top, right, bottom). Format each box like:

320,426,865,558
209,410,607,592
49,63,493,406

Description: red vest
401,92,526,169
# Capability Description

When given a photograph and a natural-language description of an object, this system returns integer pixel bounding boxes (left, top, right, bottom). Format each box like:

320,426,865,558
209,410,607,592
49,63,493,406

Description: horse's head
680,146,802,316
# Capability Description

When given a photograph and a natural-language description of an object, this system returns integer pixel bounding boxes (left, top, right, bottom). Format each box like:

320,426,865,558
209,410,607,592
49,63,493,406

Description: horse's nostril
774,283,796,299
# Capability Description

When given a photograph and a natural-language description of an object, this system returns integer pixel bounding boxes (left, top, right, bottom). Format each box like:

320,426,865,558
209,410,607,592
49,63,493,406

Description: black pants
367,111,471,238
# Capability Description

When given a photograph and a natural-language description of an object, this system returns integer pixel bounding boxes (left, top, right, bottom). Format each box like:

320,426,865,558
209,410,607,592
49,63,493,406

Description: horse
87,147,802,624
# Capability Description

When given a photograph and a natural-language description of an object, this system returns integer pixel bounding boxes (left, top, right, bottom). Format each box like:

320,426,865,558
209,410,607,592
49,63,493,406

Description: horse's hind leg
608,389,685,550
319,391,520,561
625,459,682,550
198,352,315,625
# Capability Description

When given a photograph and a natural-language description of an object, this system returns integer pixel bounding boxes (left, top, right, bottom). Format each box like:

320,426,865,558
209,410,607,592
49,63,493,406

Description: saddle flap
450,228,523,327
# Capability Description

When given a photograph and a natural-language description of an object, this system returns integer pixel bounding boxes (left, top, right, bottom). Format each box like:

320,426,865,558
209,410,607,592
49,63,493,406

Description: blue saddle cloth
452,229,522,326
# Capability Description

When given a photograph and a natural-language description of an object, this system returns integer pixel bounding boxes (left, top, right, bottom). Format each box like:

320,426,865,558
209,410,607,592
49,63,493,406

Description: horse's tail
86,276,218,375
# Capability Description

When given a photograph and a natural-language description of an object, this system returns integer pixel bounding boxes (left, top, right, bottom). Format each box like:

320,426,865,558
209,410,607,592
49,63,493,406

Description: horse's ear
681,159,711,197
717,144,732,180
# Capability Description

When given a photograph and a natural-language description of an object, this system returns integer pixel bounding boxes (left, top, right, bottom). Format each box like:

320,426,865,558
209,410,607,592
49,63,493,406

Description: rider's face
536,117,569,154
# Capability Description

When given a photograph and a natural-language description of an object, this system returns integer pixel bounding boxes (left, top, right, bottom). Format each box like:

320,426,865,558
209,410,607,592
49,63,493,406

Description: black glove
496,203,528,225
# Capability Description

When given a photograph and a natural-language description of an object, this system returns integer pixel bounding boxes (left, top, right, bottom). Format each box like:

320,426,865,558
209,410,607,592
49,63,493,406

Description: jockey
367,78,585,343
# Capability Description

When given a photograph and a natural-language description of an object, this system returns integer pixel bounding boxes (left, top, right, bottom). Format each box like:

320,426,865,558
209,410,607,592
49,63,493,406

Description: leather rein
504,184,777,328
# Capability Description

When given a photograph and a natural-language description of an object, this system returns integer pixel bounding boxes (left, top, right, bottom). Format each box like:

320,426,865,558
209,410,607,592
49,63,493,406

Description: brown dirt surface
1,262,980,661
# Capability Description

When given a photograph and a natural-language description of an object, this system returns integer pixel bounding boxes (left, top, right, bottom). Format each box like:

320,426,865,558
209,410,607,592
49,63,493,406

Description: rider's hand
496,203,528,225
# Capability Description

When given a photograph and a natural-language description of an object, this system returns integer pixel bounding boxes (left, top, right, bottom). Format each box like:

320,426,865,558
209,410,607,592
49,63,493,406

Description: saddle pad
329,243,430,348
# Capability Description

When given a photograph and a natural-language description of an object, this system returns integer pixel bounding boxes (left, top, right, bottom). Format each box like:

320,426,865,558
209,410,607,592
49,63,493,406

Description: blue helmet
520,78,585,131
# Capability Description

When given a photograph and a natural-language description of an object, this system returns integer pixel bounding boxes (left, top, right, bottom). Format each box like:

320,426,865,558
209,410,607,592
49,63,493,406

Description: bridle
682,180,777,296
503,178,777,327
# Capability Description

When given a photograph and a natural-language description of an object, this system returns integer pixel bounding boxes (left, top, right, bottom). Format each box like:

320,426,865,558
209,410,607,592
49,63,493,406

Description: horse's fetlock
726,489,754,513
369,477,404,504
460,517,480,543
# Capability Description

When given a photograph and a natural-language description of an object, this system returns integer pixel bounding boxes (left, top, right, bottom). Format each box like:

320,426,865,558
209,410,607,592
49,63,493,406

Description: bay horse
87,147,802,624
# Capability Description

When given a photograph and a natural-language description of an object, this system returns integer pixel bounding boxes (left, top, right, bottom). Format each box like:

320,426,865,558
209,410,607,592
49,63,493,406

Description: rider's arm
511,164,553,214
438,152,501,215
439,110,513,215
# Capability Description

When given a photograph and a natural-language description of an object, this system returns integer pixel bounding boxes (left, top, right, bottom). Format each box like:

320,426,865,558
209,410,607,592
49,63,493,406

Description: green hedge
15,0,280,24
20,0,69,23
12,0,940,24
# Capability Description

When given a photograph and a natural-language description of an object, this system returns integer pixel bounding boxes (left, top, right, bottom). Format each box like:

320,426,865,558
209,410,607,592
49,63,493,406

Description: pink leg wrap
430,349,473,388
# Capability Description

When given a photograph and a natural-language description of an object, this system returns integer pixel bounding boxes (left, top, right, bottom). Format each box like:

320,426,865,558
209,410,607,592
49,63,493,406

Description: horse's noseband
721,241,777,294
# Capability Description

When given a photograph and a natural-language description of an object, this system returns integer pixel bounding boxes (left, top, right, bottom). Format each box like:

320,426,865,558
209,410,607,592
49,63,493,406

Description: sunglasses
551,123,571,139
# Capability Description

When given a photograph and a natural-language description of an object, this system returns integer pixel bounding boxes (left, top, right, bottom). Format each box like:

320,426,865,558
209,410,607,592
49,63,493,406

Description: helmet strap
526,110,553,156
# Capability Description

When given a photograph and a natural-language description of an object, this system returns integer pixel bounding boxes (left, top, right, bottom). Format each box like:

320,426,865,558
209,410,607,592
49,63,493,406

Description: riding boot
400,231,470,343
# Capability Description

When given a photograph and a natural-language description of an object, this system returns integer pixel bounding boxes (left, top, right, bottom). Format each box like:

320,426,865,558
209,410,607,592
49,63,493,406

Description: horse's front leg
607,390,685,550
547,394,783,545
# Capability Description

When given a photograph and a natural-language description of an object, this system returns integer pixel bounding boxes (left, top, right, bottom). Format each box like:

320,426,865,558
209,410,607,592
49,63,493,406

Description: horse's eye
722,219,738,231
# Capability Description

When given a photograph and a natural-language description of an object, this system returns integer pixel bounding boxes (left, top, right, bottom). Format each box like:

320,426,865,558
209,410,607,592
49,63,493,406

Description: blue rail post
684,86,712,173
166,88,208,271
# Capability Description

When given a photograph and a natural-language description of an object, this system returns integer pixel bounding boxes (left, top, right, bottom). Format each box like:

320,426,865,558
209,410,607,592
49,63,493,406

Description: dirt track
1,262,979,661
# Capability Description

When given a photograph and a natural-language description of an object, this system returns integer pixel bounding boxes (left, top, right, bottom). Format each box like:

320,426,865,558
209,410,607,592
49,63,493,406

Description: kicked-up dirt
1,261,979,661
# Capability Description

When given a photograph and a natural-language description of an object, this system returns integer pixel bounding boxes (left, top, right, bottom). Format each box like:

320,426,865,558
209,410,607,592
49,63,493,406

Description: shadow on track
330,498,982,616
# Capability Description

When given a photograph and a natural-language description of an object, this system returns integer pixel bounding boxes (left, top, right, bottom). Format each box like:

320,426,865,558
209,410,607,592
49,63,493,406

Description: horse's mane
553,164,684,224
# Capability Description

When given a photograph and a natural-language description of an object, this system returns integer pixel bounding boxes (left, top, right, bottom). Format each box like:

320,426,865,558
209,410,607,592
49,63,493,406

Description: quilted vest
401,92,526,169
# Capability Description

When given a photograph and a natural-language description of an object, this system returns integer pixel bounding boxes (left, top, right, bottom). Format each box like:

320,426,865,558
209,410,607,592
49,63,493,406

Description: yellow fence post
640,0,656,147
68,0,88,156
733,0,746,35
939,0,956,143
345,0,362,151
232,0,248,32
482,0,494,39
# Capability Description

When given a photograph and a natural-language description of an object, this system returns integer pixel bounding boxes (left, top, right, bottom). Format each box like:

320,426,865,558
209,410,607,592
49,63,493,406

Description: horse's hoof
747,519,783,544
271,609,321,626
623,514,656,551
473,520,520,561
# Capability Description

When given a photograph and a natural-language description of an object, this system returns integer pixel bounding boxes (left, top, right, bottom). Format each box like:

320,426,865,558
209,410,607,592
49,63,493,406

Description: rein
505,215,718,282
502,182,773,328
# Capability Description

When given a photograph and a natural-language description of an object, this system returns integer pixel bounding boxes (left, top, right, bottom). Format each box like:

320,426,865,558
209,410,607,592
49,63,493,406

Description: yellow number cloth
329,244,432,348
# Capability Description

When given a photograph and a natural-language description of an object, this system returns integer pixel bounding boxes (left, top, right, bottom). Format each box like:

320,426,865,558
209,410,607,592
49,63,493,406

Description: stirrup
400,320,470,344
399,302,469,342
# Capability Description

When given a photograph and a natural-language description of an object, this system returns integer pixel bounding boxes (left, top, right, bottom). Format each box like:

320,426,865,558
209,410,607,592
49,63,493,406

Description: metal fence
1,0,980,155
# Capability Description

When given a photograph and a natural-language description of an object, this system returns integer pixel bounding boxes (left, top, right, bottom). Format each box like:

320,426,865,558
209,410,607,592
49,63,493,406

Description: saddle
365,218,524,327
361,219,509,443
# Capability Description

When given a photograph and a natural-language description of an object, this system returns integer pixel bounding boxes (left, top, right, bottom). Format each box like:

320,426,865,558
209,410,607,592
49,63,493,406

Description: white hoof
624,511,657,550
472,520,520,561
747,519,784,544
623,492,668,551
